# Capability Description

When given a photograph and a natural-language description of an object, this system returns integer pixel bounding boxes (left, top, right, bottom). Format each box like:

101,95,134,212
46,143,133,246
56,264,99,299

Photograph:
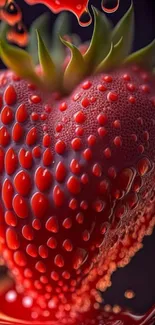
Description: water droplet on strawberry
26,127,37,146
22,225,34,241
14,170,31,196
73,248,88,269
0,126,11,146
53,185,65,207
16,104,28,123
35,260,46,273
1,106,14,124
54,254,64,268
38,245,48,258
46,216,59,233
43,148,53,166
13,194,29,218
2,179,14,209
6,228,20,250
35,167,52,192
31,192,49,218
55,162,66,182
62,239,73,251
47,236,57,249
4,85,17,105
5,211,17,227
12,122,23,142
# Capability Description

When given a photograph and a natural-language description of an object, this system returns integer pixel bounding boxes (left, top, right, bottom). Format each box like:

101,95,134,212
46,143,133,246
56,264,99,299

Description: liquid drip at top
102,0,120,13
0,0,28,46
25,0,120,26
0,0,120,44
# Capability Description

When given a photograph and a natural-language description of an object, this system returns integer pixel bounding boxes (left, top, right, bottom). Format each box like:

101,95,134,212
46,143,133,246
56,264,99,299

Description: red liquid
102,0,120,13
25,0,120,25
0,0,28,46
0,281,155,324
25,0,91,26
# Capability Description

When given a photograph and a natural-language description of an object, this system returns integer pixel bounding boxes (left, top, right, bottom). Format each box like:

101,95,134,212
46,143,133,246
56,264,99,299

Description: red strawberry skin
0,66,155,321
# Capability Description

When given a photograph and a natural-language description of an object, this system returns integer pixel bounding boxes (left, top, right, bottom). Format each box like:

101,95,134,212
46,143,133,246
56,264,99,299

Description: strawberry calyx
0,3,155,95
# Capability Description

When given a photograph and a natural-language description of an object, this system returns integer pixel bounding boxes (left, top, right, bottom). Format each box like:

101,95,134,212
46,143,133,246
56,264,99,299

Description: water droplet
79,10,92,27
22,296,33,308
102,0,120,13
73,248,88,269
5,290,17,303
124,289,135,299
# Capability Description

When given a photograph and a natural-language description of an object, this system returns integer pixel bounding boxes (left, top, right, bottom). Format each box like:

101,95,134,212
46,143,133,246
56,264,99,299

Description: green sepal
60,37,85,93
0,22,9,41
95,3,134,75
84,7,112,70
1,4,155,96
0,39,43,89
112,3,134,57
95,37,123,73
51,12,70,65
37,31,57,91
124,39,155,68
27,13,51,64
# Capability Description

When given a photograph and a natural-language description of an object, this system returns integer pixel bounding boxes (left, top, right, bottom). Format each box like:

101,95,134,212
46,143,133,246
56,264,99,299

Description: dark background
1,0,155,316
17,0,155,51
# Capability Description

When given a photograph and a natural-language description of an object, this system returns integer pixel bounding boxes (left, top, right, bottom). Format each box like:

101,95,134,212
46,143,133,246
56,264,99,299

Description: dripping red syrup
0,0,28,46
25,0,92,26
25,0,121,24
102,0,120,13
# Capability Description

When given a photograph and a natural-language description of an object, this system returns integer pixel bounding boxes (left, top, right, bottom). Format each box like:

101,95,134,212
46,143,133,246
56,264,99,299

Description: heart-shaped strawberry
0,4,155,324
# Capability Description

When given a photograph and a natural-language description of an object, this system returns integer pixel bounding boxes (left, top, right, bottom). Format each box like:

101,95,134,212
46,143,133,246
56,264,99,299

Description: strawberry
0,4,155,324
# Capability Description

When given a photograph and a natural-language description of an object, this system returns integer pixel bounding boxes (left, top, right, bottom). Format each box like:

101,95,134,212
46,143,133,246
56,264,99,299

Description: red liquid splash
0,0,28,46
25,0,120,26
25,0,92,26
102,0,120,13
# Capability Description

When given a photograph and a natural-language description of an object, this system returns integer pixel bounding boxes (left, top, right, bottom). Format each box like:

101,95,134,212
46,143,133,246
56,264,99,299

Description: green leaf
124,39,155,68
61,37,85,93
37,31,57,90
0,39,43,89
0,22,9,41
95,37,123,73
112,2,134,58
27,12,51,64
84,6,112,70
51,12,70,65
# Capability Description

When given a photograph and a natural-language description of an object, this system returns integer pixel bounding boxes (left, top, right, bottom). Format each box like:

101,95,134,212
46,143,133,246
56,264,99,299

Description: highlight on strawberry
0,2,155,324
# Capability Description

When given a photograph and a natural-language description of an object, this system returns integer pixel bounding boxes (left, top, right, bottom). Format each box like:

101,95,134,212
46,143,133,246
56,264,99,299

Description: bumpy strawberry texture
0,3,155,324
